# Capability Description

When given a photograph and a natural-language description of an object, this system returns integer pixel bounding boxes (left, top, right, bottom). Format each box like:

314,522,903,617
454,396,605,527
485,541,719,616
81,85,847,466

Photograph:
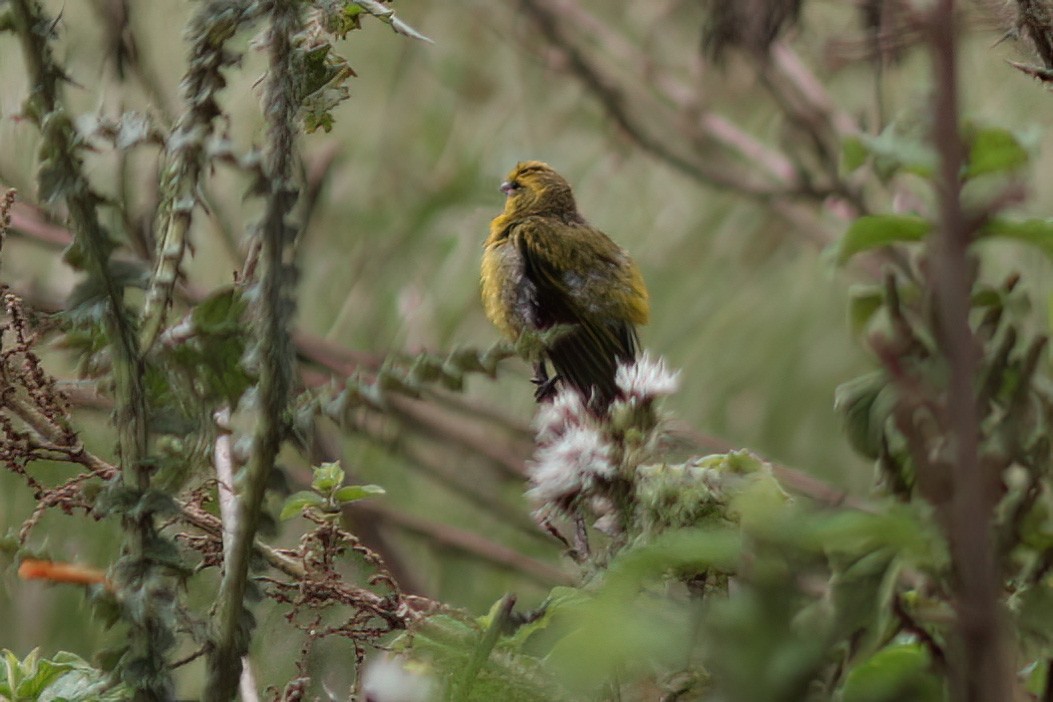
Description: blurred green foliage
2,0,1053,699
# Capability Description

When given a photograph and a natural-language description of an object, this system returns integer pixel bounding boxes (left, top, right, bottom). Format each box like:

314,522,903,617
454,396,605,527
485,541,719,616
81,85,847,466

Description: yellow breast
480,216,523,340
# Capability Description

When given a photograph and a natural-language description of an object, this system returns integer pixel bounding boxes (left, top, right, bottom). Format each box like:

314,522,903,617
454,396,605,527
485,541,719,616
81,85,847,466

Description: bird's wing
513,219,638,405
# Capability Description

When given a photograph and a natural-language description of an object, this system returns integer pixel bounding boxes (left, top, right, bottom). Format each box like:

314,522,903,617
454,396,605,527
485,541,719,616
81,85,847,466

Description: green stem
10,1,172,699
204,0,300,698
140,0,262,351
456,594,517,699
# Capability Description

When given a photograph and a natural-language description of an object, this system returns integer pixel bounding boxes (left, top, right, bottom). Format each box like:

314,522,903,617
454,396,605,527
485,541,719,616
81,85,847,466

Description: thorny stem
204,0,301,698
140,0,261,350
9,1,173,699
927,1,1009,699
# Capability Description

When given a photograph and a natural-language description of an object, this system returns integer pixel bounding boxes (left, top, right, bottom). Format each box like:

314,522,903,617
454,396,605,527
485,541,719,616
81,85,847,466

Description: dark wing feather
515,223,638,407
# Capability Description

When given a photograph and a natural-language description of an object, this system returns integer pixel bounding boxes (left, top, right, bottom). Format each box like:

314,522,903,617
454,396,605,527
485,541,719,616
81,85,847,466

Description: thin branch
531,0,802,188
330,401,542,538
353,501,571,586
351,0,433,43
519,0,790,198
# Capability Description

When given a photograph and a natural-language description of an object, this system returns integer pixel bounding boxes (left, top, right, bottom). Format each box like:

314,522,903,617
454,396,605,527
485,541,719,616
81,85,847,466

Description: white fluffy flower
361,654,437,702
527,425,614,504
533,385,590,444
615,352,681,400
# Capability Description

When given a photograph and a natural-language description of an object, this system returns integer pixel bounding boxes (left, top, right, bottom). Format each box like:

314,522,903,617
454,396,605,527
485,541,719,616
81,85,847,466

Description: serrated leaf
14,657,71,698
333,484,385,504
142,532,186,572
128,490,179,520
834,215,932,263
279,491,326,520
191,287,245,334
38,164,79,204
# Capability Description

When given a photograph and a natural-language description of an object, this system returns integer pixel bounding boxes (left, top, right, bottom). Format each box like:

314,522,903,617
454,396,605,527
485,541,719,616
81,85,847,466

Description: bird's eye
500,180,521,195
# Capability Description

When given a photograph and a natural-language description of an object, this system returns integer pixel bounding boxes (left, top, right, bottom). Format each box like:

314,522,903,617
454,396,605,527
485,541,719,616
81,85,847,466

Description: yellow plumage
481,161,649,408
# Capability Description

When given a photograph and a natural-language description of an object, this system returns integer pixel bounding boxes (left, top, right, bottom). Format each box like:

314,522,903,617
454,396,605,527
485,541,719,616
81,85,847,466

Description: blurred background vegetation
2,0,1052,696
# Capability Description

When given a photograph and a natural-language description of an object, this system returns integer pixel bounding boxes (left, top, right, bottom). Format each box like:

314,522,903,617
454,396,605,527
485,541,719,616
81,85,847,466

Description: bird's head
499,161,578,219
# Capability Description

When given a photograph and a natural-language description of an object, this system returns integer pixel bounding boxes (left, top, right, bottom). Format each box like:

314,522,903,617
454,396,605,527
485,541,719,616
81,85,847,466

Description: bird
481,161,650,410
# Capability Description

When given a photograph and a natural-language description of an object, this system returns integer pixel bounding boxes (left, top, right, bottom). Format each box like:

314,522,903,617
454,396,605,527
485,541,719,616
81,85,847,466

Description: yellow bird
481,161,650,409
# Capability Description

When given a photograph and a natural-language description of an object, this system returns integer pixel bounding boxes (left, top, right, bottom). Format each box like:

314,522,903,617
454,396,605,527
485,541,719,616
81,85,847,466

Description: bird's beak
500,181,516,195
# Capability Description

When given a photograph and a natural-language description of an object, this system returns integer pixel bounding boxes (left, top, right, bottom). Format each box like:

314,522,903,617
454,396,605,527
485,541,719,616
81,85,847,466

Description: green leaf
1,648,24,695
503,587,588,651
964,125,1031,179
841,643,943,702
848,285,885,338
980,217,1053,261
333,484,385,504
191,287,246,334
1027,659,1048,697
279,491,327,520
0,649,127,702
834,215,932,263
827,549,896,642
15,657,73,699
129,490,179,520
858,128,937,180
1013,582,1053,647
842,136,868,173
311,461,345,492
835,371,891,460
604,528,742,598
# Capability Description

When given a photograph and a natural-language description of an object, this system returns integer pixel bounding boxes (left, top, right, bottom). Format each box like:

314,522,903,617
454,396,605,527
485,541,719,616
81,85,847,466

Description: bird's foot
532,374,561,403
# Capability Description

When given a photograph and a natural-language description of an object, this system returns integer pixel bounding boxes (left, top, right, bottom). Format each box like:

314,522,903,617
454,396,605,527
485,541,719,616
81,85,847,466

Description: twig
353,501,571,586
210,405,259,700
214,406,237,553
351,0,433,43
529,0,801,189
892,593,948,671
519,0,788,198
